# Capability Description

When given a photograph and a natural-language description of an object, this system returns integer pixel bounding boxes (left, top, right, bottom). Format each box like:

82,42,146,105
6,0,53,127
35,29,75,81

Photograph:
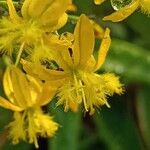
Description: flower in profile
0,66,58,148
0,0,71,55
22,14,123,115
103,0,150,22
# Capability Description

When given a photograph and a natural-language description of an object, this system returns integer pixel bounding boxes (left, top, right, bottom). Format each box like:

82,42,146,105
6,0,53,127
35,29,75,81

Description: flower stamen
15,42,25,66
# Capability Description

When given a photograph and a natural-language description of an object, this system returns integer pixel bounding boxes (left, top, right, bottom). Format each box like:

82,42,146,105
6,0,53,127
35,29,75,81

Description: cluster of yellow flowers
0,0,134,148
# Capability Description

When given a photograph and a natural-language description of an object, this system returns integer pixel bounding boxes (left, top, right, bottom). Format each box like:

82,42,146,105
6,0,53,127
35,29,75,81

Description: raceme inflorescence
1,0,149,148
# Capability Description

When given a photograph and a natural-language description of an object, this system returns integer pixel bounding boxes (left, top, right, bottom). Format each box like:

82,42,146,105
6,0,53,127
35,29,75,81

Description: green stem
15,42,25,66
0,1,19,8
68,15,79,22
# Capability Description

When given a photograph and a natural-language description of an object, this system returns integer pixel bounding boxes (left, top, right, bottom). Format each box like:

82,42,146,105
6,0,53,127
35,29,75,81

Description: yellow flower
0,0,71,55
103,0,150,22
0,66,58,148
22,14,123,115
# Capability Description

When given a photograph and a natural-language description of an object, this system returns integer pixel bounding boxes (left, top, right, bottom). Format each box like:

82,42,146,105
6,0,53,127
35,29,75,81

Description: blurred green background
0,0,150,149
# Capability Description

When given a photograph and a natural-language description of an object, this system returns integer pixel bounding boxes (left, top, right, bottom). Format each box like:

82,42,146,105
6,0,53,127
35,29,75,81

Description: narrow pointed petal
84,56,96,72
21,59,68,81
91,20,105,39
73,14,94,67
103,0,140,22
59,47,73,68
27,0,53,18
0,96,23,111
6,0,21,23
43,38,71,70
10,67,31,108
94,28,111,71
54,50,71,71
21,0,32,19
3,67,16,103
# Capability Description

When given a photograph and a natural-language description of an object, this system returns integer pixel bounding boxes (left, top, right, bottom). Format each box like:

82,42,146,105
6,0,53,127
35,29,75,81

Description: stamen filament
73,73,80,100
15,42,25,66
79,80,88,112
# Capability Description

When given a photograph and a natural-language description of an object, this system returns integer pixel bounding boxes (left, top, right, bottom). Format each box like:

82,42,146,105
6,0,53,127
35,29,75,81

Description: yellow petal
3,67,15,103
0,96,23,111
67,4,77,12
6,0,21,23
84,56,96,72
94,0,106,5
27,75,42,95
90,20,105,39
40,0,71,26
45,39,71,71
21,59,68,81
21,0,32,19
103,0,140,22
53,13,68,30
54,50,71,71
94,28,111,71
36,82,58,106
73,14,94,68
10,66,31,108
60,47,74,68
27,0,53,18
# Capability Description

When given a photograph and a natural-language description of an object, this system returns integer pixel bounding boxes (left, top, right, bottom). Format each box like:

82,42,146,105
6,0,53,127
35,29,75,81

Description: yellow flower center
0,17,44,54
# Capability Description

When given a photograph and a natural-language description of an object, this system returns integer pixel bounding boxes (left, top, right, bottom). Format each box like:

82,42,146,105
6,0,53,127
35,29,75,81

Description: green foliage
50,107,81,150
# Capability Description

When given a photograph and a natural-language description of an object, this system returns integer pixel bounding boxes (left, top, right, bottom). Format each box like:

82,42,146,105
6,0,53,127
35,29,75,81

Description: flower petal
94,28,111,71
73,14,94,68
40,0,71,27
10,66,31,108
6,0,21,23
0,96,23,111
103,0,140,22
21,0,32,19
3,67,16,103
26,0,53,18
53,13,68,30
36,81,58,106
91,20,105,39
21,59,68,81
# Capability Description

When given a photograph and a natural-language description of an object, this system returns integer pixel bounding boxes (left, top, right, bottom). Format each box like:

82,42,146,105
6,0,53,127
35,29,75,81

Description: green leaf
3,141,32,150
127,12,150,49
136,85,150,149
49,105,81,150
103,39,150,84
94,96,142,150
